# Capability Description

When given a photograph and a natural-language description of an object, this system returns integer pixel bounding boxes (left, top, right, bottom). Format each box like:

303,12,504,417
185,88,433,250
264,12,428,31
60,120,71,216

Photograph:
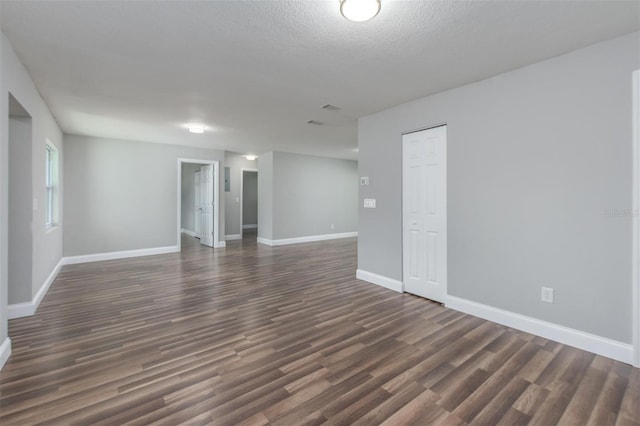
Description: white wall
358,33,639,344
258,152,274,241
1,32,64,361
259,151,358,241
63,135,225,256
224,152,257,237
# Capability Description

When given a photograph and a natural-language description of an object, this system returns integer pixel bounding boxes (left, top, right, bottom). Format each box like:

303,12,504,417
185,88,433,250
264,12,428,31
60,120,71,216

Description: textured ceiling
2,0,638,159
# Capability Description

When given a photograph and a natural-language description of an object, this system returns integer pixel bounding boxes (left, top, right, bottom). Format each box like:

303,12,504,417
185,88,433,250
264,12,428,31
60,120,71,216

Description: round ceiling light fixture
340,0,381,22
186,123,206,134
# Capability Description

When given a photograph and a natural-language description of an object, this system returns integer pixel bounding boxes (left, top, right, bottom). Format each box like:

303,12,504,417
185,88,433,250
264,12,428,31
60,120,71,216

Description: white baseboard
214,241,227,248
34,258,64,311
181,228,197,238
225,234,242,241
445,295,634,365
242,224,258,229
257,232,358,247
0,337,11,371
356,269,403,293
8,258,64,320
63,246,179,265
257,237,271,246
7,302,33,320
10,246,181,320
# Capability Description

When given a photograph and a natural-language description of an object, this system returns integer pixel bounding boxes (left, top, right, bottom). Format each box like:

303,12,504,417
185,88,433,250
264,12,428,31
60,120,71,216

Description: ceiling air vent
321,104,342,111
306,120,324,125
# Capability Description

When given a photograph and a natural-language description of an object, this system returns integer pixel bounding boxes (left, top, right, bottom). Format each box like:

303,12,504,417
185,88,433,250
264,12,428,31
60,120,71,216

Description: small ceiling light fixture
186,123,206,134
245,155,257,161
340,0,381,22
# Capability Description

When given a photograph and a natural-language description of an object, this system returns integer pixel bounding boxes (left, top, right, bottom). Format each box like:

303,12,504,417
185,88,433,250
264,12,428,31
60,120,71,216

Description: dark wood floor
1,232,638,425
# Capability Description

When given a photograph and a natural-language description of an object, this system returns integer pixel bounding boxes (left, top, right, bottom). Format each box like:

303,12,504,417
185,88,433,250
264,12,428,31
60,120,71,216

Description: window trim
45,141,57,230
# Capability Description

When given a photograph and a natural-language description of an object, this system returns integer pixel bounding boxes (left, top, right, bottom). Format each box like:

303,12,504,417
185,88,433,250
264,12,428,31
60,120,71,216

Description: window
45,142,57,228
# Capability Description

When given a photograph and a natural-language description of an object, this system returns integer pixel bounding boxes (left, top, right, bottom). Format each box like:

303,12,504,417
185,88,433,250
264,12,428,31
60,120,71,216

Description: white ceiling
2,0,638,160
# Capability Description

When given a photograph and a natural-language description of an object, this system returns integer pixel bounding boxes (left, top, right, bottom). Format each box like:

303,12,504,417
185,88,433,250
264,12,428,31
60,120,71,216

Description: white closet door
402,125,447,302
194,170,201,238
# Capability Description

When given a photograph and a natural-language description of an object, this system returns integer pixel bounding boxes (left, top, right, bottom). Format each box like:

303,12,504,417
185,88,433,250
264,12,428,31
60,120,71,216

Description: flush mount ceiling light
340,0,381,22
186,123,206,134
245,155,257,161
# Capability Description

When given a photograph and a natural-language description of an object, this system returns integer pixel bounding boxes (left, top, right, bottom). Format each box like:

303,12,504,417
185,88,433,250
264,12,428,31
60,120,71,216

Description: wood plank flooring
1,232,638,425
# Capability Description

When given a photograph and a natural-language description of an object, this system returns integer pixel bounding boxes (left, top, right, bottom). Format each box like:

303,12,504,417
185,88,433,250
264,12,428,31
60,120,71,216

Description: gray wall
8,116,32,304
242,171,258,226
358,33,639,343
264,152,358,240
63,135,225,256
258,152,274,240
224,152,258,237
1,32,64,351
180,163,202,233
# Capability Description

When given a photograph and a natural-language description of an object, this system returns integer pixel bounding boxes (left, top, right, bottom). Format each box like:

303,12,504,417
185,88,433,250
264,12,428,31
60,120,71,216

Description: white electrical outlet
330,224,335,230
364,198,376,208
541,287,554,304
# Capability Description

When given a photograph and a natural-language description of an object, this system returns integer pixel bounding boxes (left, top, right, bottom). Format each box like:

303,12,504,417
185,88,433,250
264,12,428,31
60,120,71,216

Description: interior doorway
241,169,258,238
402,125,448,303
632,69,639,367
8,94,33,311
177,159,220,250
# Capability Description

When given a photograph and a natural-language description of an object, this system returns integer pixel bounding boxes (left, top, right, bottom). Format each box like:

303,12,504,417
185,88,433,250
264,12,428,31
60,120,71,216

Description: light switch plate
541,287,554,304
360,177,369,186
364,198,376,208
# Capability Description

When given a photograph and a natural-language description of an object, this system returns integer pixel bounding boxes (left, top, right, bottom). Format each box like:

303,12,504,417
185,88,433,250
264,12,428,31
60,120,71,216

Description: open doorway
241,169,258,239
8,94,33,314
177,159,220,250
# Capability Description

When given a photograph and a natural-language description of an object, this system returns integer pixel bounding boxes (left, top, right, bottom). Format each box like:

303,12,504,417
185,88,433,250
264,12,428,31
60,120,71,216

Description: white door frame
401,124,448,302
632,70,639,367
177,158,220,250
240,168,258,234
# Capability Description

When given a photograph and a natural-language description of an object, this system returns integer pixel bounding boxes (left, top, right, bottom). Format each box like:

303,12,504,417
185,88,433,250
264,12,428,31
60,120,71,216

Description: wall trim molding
445,295,634,365
225,234,242,241
63,246,179,265
242,224,258,229
7,302,33,320
257,232,357,247
8,258,64,319
214,241,227,248
356,269,403,293
0,338,11,371
257,237,272,246
9,244,194,320
180,228,197,238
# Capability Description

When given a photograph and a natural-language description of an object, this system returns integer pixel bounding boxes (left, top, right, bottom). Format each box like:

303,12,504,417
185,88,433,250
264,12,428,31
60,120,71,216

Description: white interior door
194,170,201,238
199,165,214,247
402,125,447,302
